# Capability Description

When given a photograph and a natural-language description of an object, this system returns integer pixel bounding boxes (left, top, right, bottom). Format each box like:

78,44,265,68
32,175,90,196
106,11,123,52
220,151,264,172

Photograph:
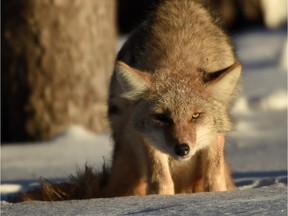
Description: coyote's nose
174,143,190,156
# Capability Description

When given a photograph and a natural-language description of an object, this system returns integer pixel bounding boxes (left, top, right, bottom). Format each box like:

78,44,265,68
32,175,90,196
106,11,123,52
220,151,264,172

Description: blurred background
2,0,287,143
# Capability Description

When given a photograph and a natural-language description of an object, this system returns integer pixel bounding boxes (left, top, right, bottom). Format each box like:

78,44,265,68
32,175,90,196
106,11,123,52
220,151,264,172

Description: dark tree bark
2,0,116,142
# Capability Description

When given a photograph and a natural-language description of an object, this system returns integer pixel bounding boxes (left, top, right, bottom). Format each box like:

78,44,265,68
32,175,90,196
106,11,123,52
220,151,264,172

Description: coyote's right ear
115,61,152,100
207,62,242,103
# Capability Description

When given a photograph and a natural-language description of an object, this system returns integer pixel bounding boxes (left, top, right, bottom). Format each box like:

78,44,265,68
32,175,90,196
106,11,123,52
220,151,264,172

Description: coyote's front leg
203,134,232,192
145,146,174,195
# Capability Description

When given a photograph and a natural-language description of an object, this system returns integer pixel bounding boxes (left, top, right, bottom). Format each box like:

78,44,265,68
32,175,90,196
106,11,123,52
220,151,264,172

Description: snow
1,186,287,216
1,27,287,215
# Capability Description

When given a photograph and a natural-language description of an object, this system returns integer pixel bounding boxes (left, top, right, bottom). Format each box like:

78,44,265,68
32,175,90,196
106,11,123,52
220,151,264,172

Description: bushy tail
22,165,110,201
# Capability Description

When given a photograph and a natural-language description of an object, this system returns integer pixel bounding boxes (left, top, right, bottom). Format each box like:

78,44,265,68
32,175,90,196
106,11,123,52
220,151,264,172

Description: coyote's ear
206,62,242,103
115,61,152,100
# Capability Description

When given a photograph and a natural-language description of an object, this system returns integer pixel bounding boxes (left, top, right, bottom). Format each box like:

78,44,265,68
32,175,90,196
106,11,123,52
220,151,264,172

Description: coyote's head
115,61,241,160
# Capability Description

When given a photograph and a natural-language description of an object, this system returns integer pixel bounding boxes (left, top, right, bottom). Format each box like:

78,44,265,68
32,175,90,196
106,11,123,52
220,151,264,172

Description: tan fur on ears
115,61,152,100
207,62,242,103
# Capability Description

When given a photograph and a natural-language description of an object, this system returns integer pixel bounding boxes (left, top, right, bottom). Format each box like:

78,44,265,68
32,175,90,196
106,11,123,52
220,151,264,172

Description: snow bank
1,184,287,216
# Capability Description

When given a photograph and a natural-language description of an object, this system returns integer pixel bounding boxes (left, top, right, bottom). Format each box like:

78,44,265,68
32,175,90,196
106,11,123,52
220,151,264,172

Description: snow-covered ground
1,27,287,215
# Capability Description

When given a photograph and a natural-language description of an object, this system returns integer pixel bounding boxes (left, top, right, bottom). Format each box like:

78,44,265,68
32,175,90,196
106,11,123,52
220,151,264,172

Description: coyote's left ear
206,62,242,103
115,61,152,100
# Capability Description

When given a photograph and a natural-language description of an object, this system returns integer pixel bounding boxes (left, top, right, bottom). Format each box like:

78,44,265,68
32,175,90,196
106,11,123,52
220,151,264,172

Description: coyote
23,0,241,201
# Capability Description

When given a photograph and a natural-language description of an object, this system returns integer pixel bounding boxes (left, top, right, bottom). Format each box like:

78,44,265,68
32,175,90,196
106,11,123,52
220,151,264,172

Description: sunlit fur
22,0,241,201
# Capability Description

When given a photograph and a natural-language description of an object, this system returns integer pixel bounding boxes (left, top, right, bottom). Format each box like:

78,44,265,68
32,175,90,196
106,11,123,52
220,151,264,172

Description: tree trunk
2,0,116,142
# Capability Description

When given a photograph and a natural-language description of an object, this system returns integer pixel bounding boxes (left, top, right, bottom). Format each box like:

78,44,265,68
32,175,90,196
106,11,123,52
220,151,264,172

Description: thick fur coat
23,0,241,201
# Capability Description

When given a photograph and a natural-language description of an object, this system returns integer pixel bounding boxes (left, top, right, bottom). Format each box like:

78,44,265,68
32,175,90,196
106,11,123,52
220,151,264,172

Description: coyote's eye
152,113,172,125
191,112,201,120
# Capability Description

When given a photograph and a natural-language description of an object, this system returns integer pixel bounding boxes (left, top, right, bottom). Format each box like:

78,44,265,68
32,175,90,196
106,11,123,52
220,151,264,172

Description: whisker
196,132,218,145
